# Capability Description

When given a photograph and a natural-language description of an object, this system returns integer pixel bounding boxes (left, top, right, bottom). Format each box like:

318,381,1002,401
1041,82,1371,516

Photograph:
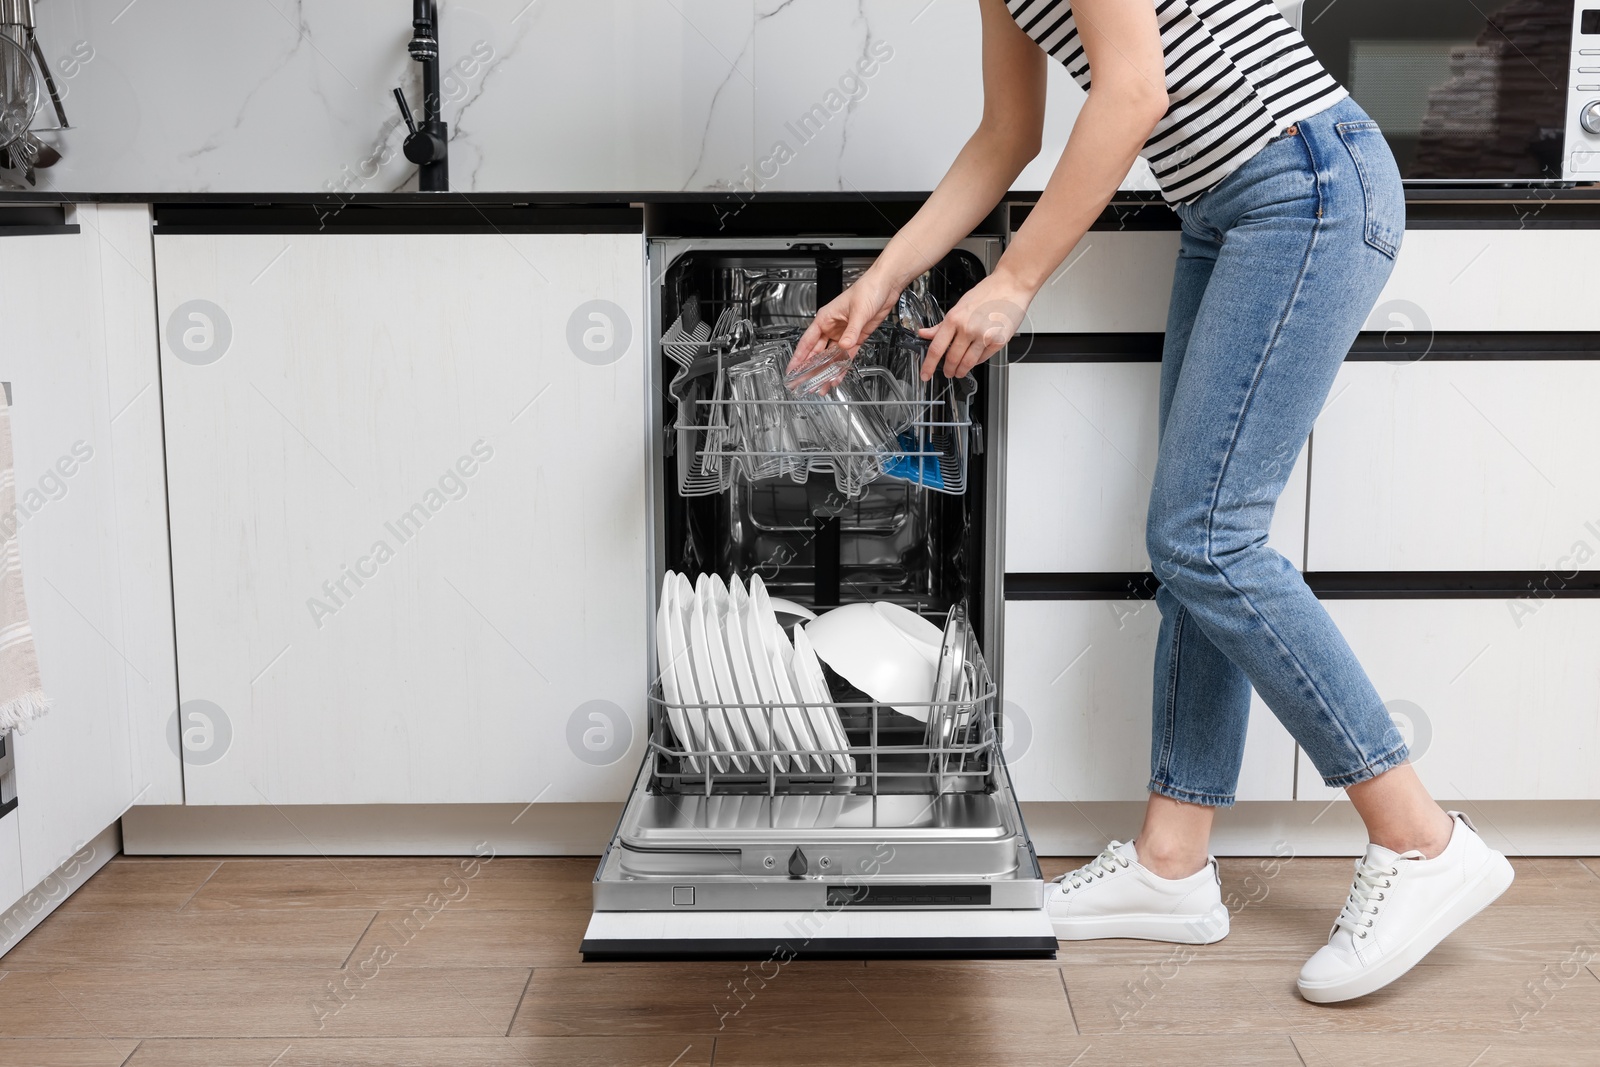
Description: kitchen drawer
1307,361,1600,571
1296,600,1600,801
1002,599,1297,802
1005,362,1308,572
1018,227,1600,339
1362,231,1600,332
1018,232,1180,334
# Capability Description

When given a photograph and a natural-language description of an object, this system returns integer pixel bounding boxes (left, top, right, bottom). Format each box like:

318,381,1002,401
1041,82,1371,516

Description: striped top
1006,0,1346,203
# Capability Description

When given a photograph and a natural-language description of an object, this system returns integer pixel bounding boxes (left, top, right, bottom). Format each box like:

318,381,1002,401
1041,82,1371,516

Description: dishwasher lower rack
583,660,1055,959
646,659,998,798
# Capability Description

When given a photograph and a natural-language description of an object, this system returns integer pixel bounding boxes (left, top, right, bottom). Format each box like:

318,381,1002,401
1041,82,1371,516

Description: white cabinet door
1005,362,1308,573
1019,228,1600,337
156,231,648,805
0,206,180,888
0,811,19,915
1002,599,1297,802
1308,361,1600,571
1361,231,1600,333
1019,232,1180,334
1296,600,1600,801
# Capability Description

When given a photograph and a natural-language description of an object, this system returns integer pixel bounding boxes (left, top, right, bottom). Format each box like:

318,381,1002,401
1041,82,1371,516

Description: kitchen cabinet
1005,362,1308,573
1308,231,1600,571
1361,230,1600,334
0,812,19,916
1307,360,1600,571
1020,232,1180,334
1295,600,1600,801
1002,599,1298,802
0,204,179,893
155,229,648,805
1021,219,1600,339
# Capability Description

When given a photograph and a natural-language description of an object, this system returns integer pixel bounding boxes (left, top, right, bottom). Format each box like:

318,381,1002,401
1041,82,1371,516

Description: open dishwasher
580,232,1055,960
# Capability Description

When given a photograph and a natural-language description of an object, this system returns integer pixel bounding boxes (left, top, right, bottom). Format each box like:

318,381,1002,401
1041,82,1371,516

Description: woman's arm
924,0,1168,380
788,0,1047,369
791,0,1168,381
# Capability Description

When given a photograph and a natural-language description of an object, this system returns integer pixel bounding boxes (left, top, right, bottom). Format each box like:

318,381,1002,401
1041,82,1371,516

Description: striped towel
0,395,49,732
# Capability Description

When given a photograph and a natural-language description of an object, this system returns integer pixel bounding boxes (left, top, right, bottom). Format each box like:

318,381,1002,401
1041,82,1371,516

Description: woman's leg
1141,112,1446,848
1137,222,1243,878
1138,212,1450,869
1134,793,1216,878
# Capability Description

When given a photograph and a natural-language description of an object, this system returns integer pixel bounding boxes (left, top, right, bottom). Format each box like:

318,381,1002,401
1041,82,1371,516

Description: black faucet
393,0,448,191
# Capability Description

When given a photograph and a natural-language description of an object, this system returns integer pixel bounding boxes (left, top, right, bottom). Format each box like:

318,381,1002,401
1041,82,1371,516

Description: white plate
663,573,708,770
766,631,824,777
656,572,699,772
746,574,817,773
727,577,782,773
750,576,807,681
694,575,748,777
792,623,854,777
687,575,736,774
670,574,713,770
770,618,849,779
707,575,760,771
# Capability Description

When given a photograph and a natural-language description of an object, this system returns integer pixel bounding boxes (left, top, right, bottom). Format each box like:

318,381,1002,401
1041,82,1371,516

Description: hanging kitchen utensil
0,0,70,184
0,34,40,152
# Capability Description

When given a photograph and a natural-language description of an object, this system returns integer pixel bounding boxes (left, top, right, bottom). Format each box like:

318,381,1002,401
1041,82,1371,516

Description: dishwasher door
584,667,1053,959
582,749,1055,960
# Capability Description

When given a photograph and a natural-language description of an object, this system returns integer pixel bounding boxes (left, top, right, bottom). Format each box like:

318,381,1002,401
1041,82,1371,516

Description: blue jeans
1146,96,1410,807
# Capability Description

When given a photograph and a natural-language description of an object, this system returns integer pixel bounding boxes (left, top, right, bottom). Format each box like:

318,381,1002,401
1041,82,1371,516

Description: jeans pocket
1335,120,1405,260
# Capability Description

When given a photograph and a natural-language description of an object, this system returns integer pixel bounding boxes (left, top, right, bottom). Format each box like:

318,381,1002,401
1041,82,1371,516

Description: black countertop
3,186,1600,236
0,185,1598,204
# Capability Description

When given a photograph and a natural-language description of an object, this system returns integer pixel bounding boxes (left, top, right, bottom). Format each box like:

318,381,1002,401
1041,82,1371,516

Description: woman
790,0,1514,1003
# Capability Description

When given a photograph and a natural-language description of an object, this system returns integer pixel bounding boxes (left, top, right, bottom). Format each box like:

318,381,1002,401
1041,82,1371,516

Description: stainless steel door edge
593,740,1045,912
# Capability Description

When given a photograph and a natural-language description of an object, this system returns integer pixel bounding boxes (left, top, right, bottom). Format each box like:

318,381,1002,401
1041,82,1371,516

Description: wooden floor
2,853,1598,1066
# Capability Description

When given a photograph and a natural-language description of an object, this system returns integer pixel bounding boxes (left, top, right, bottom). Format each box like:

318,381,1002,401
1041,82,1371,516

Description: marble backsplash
10,0,1140,195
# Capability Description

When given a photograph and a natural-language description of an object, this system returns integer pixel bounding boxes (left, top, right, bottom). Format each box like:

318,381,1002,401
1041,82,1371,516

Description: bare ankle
1134,838,1208,880
1346,764,1456,860
1370,809,1456,860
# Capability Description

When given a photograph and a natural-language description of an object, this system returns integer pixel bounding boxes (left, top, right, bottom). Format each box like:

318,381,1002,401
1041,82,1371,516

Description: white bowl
804,602,942,719
767,596,818,622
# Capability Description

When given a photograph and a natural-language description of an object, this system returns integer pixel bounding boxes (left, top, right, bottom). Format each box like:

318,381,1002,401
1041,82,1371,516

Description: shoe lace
1333,856,1398,940
1053,842,1131,890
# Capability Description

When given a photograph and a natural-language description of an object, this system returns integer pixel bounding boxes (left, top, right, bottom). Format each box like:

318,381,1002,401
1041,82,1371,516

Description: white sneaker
1297,810,1514,1003
1046,839,1230,943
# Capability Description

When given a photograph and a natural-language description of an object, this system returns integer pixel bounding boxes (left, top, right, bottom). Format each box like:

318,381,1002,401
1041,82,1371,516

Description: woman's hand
787,270,900,374
916,270,1035,381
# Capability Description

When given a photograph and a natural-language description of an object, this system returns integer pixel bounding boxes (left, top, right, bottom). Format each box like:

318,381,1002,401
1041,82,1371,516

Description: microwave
1301,0,1600,182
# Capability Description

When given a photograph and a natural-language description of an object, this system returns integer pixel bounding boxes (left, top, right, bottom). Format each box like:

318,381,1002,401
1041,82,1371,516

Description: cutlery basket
646,646,998,799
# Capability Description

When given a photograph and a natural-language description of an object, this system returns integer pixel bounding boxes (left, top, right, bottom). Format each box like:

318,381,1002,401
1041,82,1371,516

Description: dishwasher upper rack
645,655,997,799
667,328,977,499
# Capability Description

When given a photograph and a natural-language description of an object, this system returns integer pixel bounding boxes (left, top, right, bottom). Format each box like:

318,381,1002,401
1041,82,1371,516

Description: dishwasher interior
581,237,1054,960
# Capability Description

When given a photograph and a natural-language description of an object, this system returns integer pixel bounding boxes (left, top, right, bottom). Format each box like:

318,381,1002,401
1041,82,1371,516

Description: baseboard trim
0,822,120,956
120,800,1600,858
1021,800,1600,857
120,803,625,856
